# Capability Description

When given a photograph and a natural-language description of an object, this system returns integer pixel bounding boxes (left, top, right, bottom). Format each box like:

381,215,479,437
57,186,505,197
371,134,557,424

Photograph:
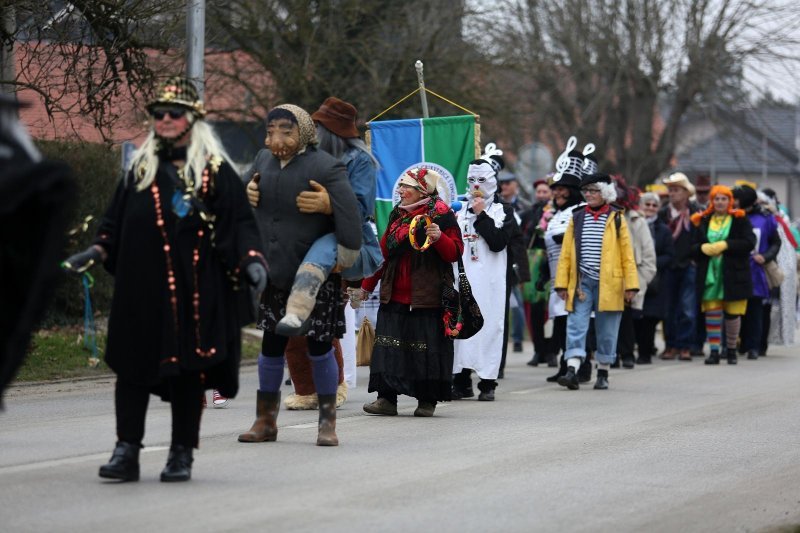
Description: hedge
37,140,121,326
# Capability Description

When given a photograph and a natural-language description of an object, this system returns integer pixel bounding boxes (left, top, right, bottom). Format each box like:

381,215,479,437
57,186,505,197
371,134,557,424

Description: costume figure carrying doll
245,97,381,410
238,104,360,446
245,98,381,337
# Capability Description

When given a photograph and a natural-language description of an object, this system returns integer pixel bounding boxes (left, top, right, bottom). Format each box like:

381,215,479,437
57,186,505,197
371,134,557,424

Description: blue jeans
664,265,697,350
302,221,383,281
565,276,623,365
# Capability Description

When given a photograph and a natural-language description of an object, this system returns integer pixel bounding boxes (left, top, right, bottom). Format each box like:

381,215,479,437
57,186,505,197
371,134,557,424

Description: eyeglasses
151,108,187,121
643,202,659,207
581,188,601,195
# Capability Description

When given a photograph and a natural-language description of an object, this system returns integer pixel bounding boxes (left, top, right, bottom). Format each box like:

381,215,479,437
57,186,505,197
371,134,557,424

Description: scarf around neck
385,197,453,257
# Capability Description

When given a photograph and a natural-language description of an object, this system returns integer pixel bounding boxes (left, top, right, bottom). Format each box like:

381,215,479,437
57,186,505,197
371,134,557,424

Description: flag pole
414,60,429,119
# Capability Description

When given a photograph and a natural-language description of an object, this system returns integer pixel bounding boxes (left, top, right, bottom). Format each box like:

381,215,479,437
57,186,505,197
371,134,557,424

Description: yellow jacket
554,208,639,312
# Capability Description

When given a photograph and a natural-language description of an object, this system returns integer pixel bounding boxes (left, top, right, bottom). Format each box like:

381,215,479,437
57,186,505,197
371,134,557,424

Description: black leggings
261,331,332,357
115,374,204,449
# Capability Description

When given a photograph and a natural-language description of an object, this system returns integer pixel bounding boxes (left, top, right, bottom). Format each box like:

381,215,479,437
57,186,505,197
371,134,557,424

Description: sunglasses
151,108,187,120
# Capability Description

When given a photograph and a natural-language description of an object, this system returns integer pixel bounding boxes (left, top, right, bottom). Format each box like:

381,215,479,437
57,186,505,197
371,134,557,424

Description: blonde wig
129,119,231,191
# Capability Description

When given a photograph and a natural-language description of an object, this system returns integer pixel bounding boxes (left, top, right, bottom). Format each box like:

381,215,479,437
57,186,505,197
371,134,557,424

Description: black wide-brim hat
580,173,613,188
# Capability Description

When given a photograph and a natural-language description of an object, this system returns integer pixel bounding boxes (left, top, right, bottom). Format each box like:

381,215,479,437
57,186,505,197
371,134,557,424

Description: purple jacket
747,208,781,299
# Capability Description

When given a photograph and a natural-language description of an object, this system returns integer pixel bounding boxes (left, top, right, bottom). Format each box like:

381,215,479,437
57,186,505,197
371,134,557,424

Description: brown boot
316,394,338,446
238,391,280,442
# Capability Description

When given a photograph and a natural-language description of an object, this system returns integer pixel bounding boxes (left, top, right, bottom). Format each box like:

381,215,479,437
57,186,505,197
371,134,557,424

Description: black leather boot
704,350,720,365
726,347,738,365
477,379,496,401
452,369,474,399
98,441,141,482
316,394,338,446
160,444,193,482
557,367,580,390
546,358,567,382
578,358,592,383
594,369,609,390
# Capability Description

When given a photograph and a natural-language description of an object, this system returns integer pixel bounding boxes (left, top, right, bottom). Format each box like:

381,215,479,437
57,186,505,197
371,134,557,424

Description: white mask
467,162,497,200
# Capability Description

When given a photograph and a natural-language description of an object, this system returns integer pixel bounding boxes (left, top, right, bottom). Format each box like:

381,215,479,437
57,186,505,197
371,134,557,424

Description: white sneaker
212,389,229,408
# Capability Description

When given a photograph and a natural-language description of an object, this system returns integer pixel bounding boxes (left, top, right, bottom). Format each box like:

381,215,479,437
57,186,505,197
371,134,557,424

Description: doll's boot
275,263,326,336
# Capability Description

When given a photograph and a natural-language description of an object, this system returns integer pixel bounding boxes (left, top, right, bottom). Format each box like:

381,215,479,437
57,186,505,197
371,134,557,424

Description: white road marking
0,446,169,475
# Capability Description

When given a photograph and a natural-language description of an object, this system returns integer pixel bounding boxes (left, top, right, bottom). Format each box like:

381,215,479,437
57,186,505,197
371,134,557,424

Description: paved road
2,343,799,533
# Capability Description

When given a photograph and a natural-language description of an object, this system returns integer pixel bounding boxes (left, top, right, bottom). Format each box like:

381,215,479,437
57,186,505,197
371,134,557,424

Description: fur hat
662,172,696,196
311,97,359,139
147,76,206,117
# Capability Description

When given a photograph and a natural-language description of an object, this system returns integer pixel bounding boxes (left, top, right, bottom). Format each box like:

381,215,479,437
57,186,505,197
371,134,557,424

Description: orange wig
690,185,745,226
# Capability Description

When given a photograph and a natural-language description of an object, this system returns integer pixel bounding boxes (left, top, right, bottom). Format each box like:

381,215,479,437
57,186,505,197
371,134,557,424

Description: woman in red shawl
359,167,463,417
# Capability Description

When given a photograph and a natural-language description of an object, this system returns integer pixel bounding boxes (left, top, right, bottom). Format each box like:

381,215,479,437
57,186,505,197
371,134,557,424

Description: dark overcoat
642,218,675,319
95,159,264,399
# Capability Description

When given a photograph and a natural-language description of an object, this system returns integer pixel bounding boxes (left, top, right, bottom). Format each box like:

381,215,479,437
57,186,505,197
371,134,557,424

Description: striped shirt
579,212,608,280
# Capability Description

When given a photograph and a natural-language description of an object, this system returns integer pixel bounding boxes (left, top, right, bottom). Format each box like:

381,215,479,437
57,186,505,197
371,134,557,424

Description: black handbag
442,256,484,340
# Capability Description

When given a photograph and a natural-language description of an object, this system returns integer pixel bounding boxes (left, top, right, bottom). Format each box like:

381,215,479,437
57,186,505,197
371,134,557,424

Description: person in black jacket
634,192,675,364
733,185,781,360
690,185,755,365
64,77,267,482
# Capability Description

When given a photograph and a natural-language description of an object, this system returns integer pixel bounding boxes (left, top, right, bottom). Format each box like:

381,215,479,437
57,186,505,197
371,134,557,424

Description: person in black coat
689,185,755,365
0,95,75,404
64,77,267,482
634,192,674,364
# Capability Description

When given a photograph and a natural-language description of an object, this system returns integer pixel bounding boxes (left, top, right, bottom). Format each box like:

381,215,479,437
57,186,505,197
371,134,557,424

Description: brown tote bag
356,316,375,367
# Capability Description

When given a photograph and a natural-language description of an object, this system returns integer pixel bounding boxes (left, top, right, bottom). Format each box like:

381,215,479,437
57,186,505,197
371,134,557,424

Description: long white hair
128,119,232,191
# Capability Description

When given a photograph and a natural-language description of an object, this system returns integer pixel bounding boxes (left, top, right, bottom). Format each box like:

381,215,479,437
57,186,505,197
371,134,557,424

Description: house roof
675,105,799,176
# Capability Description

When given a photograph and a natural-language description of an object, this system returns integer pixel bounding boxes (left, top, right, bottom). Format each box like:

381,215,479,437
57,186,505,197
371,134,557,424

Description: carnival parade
2,1,800,530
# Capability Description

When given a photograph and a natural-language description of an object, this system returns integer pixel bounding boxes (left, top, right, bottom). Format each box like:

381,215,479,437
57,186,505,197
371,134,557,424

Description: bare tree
207,0,484,123
476,0,800,185
1,1,182,141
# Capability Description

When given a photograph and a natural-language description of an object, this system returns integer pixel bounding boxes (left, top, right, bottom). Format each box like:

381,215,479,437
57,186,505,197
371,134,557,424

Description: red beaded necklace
150,165,217,360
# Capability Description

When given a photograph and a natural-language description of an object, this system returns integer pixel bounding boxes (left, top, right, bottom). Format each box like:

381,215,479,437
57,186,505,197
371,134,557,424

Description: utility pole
186,0,205,99
415,60,429,119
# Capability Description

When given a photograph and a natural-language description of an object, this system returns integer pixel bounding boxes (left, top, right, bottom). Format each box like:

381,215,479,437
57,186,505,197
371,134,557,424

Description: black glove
535,277,547,292
63,246,102,273
245,262,267,293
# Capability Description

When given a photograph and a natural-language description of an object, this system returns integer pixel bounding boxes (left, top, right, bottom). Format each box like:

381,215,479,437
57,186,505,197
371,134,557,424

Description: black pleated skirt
368,302,453,401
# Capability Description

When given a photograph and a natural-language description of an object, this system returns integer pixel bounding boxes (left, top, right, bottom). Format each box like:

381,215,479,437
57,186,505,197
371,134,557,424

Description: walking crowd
62,76,800,483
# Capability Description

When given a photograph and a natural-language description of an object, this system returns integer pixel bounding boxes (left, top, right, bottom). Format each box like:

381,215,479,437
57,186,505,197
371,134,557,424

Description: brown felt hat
311,97,359,139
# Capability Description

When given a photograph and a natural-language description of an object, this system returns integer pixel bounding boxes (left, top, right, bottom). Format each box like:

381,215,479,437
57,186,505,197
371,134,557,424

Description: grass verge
15,325,262,383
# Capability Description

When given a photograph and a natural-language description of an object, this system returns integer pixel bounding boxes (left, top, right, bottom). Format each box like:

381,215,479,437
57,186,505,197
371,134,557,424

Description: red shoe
212,389,229,408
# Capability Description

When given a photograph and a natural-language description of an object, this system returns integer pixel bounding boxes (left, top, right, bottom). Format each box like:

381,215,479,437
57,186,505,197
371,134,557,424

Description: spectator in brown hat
658,172,701,360
694,175,712,209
